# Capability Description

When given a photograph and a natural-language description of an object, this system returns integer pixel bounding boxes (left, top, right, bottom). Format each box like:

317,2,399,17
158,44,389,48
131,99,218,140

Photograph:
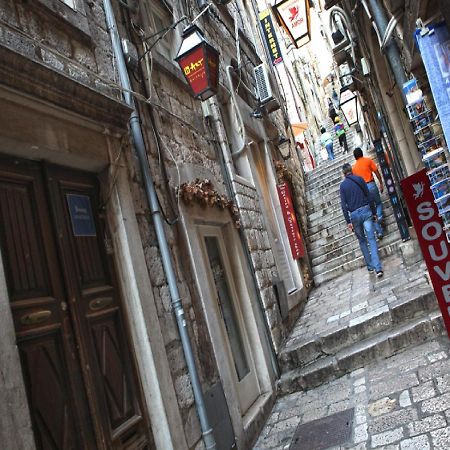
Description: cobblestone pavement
254,253,450,449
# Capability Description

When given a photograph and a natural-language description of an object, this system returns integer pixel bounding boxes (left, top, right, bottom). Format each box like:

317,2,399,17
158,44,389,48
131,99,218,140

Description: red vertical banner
276,182,305,259
401,169,450,339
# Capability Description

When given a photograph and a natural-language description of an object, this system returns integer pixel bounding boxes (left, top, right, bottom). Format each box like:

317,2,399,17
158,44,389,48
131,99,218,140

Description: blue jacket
340,174,376,224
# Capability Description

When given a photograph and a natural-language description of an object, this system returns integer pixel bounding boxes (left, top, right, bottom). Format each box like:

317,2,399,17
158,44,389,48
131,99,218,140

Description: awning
291,122,308,136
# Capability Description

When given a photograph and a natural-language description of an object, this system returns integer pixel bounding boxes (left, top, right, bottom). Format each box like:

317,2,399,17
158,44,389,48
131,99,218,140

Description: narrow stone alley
254,254,447,450
253,122,449,449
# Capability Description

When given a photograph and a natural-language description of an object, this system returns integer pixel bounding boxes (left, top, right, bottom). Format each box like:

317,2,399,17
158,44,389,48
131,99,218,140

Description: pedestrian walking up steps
276,255,444,397
306,132,403,286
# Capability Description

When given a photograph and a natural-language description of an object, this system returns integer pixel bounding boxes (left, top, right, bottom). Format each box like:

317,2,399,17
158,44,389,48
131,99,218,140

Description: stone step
307,197,392,227
277,311,444,396
278,285,437,374
307,217,398,264
307,200,395,239
313,239,403,285
310,223,400,268
308,216,398,252
311,230,401,278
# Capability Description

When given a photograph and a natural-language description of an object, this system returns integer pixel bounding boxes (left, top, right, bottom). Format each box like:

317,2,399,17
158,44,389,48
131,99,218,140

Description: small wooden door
0,156,151,450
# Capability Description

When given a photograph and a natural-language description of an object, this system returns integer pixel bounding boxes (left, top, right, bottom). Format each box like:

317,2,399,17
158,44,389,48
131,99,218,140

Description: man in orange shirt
352,147,384,239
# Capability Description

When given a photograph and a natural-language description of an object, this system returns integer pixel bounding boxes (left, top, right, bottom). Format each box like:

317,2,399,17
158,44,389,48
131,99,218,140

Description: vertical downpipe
102,1,216,449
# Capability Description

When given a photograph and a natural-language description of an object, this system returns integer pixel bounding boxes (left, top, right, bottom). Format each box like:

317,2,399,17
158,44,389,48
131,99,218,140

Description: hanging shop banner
272,0,311,49
400,169,450,339
373,140,410,241
415,23,450,146
259,9,283,66
277,182,305,259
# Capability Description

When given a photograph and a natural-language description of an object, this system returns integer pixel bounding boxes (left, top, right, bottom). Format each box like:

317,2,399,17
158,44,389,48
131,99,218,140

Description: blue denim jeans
350,205,382,272
326,142,334,160
367,182,383,236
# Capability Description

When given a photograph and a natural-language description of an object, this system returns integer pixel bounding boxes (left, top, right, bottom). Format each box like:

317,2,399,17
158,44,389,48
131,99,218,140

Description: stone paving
254,253,450,449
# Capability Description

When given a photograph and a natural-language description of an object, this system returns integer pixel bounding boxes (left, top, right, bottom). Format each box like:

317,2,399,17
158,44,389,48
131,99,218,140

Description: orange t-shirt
352,157,378,183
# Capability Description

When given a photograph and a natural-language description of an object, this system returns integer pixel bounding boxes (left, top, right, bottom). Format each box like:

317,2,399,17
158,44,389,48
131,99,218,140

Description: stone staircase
306,122,403,285
273,121,443,399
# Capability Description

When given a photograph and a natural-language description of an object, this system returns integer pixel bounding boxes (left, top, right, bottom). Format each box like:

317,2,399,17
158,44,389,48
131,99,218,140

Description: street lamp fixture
272,0,311,48
339,87,360,126
175,25,220,101
277,135,291,160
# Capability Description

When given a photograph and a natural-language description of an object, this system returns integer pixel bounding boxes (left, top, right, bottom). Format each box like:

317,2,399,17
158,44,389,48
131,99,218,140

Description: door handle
20,310,52,325
89,297,114,311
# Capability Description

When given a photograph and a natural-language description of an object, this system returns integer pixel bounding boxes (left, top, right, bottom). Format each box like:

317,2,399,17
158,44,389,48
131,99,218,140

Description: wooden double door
0,156,151,450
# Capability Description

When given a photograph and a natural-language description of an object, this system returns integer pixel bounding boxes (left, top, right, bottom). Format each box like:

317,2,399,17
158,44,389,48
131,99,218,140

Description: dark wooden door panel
0,157,96,450
46,165,149,449
20,329,81,450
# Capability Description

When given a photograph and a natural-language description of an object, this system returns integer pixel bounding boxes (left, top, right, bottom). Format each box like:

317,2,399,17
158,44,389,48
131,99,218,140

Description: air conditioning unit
254,64,273,104
253,64,280,114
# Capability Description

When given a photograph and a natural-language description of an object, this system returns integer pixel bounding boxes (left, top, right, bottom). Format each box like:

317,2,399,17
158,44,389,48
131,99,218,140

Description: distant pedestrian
352,147,384,239
328,99,338,123
320,127,334,160
334,117,349,153
340,163,383,277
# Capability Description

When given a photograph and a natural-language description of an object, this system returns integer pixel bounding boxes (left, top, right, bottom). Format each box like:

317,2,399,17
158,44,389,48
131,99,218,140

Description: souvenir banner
401,169,450,339
416,23,450,146
259,9,283,66
277,182,305,259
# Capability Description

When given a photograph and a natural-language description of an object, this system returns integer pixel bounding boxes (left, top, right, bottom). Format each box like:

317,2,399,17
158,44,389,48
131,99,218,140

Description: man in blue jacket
340,163,383,277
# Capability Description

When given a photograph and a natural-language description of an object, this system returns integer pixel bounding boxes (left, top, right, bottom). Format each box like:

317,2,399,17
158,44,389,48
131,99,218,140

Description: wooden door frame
179,202,273,450
0,153,188,450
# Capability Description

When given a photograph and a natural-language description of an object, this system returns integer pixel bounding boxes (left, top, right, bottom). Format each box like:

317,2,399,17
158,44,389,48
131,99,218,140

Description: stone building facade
323,0,450,178
0,1,311,449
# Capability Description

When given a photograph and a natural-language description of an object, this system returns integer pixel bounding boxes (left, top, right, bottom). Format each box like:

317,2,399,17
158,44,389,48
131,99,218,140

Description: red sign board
401,169,450,338
277,182,305,259
179,46,209,97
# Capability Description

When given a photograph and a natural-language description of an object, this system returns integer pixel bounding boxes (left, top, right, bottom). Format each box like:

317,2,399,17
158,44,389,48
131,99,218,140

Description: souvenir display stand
406,91,450,243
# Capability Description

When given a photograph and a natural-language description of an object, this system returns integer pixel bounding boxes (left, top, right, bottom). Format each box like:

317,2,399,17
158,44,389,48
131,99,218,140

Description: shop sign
401,169,450,338
277,182,304,259
272,0,311,48
67,194,96,237
259,9,283,66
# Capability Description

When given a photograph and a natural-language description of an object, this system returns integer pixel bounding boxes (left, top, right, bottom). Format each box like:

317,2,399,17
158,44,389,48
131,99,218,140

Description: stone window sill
35,0,91,40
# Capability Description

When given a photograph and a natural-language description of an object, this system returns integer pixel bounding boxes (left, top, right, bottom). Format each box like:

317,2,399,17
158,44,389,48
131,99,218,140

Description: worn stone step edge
276,311,444,396
312,241,403,285
310,228,400,268
308,220,399,255
307,209,397,245
307,197,392,222
278,287,436,373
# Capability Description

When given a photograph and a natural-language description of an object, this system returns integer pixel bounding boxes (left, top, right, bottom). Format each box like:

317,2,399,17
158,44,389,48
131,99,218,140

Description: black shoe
376,271,384,278
368,268,375,273
376,234,384,241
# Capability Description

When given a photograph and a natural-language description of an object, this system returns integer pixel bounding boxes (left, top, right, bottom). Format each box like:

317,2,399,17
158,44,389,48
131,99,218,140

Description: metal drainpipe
366,0,408,102
102,1,216,449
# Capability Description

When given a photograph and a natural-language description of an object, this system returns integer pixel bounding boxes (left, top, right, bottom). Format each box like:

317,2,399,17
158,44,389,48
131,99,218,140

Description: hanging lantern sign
272,0,311,48
339,88,360,126
175,25,220,101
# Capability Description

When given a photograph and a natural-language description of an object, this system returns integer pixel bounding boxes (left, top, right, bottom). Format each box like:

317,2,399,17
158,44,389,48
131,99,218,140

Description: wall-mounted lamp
277,135,291,159
175,25,220,101
339,87,360,126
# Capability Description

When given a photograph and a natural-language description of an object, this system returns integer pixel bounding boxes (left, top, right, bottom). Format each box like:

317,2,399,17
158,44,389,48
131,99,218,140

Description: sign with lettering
401,169,450,338
67,194,96,237
277,182,305,259
373,140,410,241
259,9,283,66
272,0,311,49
